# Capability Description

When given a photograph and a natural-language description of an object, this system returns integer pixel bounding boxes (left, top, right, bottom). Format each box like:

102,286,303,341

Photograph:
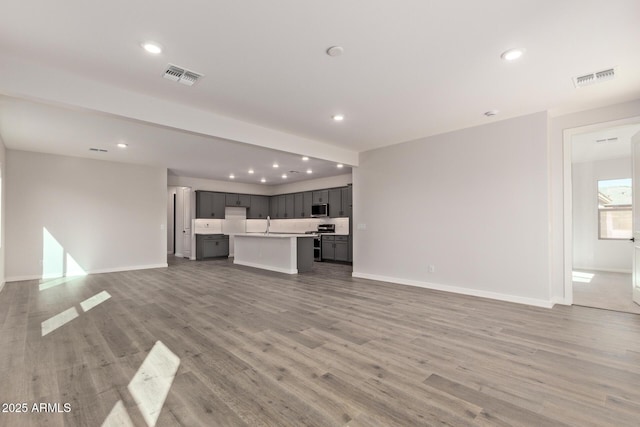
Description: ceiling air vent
89,148,108,152
163,64,203,86
573,67,616,88
595,137,618,144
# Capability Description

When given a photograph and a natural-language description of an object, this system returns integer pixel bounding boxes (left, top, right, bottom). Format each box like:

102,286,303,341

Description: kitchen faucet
266,216,270,235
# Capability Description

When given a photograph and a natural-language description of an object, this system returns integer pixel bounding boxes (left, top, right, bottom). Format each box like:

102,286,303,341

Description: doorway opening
564,118,640,314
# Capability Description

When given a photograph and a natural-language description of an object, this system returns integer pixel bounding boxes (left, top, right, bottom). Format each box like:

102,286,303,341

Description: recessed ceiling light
248,169,254,174
117,143,128,148
484,110,499,117
281,174,288,179
302,156,309,161
273,163,279,168
337,164,344,168
229,174,235,179
306,169,313,174
260,178,266,183
332,114,345,122
500,48,524,61
141,42,163,54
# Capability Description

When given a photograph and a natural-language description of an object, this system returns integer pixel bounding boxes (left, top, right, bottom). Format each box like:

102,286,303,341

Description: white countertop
235,233,315,238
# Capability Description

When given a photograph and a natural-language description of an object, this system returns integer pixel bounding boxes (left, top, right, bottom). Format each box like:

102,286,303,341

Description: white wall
353,112,551,307
0,135,6,288
549,99,640,302
6,151,167,281
572,157,632,272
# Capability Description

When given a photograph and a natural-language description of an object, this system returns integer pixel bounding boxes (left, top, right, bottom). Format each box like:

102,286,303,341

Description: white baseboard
174,252,183,258
573,266,632,274
0,281,4,294
351,272,554,308
550,296,569,307
5,263,168,284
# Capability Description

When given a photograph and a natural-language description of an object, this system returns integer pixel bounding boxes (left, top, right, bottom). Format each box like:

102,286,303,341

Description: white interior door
632,132,640,306
181,187,192,258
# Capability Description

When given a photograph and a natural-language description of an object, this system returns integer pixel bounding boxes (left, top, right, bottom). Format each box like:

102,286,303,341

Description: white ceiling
0,0,639,180
0,96,350,184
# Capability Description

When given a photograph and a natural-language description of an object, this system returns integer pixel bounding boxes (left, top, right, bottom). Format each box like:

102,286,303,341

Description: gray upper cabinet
284,194,295,218
328,186,352,218
294,191,313,218
342,186,352,218
225,193,251,207
270,194,286,219
196,191,225,219
248,195,269,219
329,189,341,217
312,190,328,204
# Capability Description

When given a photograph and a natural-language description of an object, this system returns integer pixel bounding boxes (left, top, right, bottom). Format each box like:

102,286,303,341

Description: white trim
563,115,640,308
573,266,632,274
0,281,4,293
233,260,297,275
5,263,168,283
551,296,568,306
174,252,183,258
352,272,554,308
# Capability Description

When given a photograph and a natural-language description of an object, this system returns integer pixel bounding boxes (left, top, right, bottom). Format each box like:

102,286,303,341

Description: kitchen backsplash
246,217,349,234
194,216,349,235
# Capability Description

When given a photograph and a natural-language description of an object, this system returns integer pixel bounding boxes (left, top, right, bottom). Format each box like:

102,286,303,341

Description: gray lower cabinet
196,234,229,260
321,235,350,262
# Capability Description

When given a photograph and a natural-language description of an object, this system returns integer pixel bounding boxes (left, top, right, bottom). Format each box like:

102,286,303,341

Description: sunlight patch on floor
573,271,595,283
41,307,79,336
80,291,111,312
101,400,134,427
128,341,180,427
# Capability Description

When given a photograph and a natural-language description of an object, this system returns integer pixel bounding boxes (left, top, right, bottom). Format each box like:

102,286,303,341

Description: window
598,178,632,240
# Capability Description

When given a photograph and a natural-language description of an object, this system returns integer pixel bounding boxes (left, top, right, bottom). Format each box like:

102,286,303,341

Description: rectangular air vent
573,67,616,88
595,137,618,144
163,64,203,86
89,148,108,152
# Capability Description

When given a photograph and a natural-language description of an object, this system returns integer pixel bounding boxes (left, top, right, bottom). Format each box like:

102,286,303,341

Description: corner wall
6,151,168,281
353,112,551,307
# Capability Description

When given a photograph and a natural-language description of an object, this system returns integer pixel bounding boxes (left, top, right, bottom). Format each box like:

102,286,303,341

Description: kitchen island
233,233,315,274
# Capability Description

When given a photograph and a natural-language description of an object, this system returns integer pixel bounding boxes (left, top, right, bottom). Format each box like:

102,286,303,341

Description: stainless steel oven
313,236,321,261
313,223,335,261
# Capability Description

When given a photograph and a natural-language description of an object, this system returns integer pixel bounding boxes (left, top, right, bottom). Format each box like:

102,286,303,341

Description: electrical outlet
428,265,435,273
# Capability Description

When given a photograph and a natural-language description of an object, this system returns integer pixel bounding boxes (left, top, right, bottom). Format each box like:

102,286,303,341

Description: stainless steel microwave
311,204,328,217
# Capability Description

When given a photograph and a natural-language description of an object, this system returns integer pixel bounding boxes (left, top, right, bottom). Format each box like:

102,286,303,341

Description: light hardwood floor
1,257,640,426
573,269,640,315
